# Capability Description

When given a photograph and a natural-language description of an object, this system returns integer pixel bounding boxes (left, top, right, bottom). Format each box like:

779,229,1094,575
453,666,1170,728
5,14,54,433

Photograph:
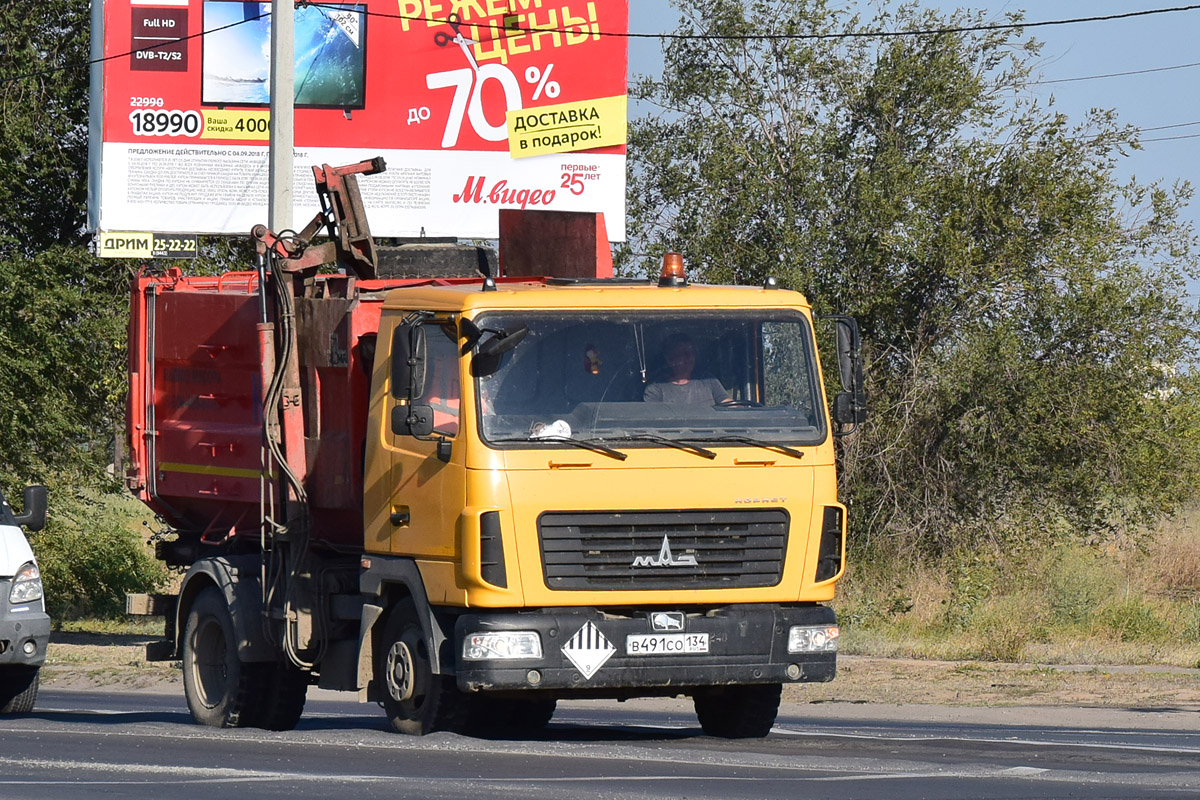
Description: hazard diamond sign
561,620,615,680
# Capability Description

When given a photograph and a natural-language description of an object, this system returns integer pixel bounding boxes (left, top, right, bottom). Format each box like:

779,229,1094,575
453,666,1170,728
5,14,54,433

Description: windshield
474,310,826,447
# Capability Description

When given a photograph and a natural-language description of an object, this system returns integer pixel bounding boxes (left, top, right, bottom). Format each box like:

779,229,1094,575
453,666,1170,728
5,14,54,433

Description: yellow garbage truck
126,160,865,738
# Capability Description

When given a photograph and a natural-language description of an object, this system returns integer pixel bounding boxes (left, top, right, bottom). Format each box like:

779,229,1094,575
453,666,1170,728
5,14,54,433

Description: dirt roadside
41,634,1200,709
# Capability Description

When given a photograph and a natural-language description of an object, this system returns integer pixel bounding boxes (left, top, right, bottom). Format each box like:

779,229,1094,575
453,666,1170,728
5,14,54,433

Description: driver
643,334,732,405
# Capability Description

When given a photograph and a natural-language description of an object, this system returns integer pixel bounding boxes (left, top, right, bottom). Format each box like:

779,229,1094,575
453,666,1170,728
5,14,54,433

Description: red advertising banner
93,0,628,239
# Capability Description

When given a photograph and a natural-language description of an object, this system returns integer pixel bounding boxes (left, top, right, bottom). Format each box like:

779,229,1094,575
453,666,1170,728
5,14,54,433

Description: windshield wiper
606,433,717,460
682,435,806,460
490,437,627,461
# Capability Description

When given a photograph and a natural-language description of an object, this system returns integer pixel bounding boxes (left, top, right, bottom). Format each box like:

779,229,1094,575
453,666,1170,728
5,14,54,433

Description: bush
1094,596,1171,644
942,551,998,631
966,596,1043,663
31,488,167,619
835,560,918,630
1045,548,1124,628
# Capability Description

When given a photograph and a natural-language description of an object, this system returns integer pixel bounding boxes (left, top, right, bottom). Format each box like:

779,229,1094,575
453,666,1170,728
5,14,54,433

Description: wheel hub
386,641,415,702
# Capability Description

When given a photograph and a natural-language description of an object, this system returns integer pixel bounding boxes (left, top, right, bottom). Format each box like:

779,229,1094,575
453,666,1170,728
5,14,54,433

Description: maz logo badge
632,535,698,568
650,612,685,631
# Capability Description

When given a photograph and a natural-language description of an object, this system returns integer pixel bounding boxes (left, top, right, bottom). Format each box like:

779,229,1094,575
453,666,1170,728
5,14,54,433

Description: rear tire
377,600,466,735
182,587,259,728
244,659,309,731
0,666,39,714
693,683,782,738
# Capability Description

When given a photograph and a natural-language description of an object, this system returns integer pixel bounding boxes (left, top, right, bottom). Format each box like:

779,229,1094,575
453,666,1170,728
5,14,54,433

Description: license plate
625,633,710,656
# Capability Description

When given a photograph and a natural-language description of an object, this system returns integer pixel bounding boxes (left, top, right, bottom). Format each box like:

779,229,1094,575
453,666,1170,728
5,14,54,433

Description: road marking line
771,726,1200,755
1003,766,1050,776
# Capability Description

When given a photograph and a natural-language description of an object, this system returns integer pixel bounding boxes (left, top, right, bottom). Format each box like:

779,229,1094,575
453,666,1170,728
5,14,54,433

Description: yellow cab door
364,313,466,587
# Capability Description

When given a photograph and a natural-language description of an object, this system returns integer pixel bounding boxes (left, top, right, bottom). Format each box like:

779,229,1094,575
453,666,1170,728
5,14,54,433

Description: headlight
462,631,543,661
9,562,43,604
787,624,839,653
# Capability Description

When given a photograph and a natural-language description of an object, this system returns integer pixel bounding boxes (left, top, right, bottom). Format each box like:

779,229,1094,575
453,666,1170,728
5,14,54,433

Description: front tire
0,666,39,714
693,683,782,738
182,587,259,728
467,696,557,736
377,600,465,735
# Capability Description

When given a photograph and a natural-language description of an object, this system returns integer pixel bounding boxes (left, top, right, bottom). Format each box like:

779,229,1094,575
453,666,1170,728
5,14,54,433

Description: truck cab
363,274,856,736
0,485,49,714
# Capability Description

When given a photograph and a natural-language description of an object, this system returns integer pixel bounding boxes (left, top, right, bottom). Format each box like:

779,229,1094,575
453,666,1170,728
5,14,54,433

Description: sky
625,1,1200,295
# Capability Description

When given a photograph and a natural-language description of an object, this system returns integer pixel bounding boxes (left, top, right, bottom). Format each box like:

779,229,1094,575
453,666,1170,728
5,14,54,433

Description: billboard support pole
87,0,105,232
268,0,295,232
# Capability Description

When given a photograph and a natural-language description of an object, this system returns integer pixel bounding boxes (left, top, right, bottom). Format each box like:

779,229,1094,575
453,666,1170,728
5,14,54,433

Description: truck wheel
467,697,557,736
378,600,465,735
0,666,39,714
693,683,782,738
182,587,258,728
244,660,309,731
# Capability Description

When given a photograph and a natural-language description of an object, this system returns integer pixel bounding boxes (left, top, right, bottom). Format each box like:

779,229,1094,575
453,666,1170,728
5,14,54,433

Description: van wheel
182,587,258,727
378,600,465,735
693,683,781,738
0,666,39,714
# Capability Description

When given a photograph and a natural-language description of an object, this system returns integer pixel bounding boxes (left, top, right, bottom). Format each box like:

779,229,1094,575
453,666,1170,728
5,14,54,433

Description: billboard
91,0,628,239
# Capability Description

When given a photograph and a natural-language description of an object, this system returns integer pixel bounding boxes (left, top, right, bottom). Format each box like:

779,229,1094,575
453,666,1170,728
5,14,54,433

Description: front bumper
0,582,50,668
454,604,836,695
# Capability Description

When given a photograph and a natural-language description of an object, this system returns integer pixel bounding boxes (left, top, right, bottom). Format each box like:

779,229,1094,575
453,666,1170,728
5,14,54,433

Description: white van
0,486,49,714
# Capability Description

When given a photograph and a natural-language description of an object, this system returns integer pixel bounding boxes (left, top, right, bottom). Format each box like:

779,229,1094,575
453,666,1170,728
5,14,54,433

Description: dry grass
1143,510,1200,599
837,505,1200,668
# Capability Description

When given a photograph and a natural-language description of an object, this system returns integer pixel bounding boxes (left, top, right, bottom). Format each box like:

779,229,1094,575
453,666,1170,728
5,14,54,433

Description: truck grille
539,510,788,590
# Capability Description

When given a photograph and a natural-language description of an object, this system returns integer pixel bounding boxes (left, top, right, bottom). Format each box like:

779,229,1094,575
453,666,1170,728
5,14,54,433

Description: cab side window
418,327,460,436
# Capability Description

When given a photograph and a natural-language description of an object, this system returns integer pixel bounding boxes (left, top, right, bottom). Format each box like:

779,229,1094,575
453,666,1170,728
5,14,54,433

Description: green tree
0,0,92,255
33,490,166,619
624,0,1200,553
0,0,116,490
0,247,127,489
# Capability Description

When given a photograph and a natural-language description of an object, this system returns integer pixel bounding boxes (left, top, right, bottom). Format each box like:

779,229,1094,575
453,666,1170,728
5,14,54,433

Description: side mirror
820,314,867,434
833,318,863,393
13,485,48,532
833,391,868,426
390,321,427,400
477,323,529,358
392,404,434,437
469,322,529,377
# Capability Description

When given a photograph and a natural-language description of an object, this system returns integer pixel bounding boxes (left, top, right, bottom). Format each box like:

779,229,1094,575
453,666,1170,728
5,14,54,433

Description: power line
1035,60,1200,85
1140,132,1200,143
1140,121,1200,133
308,2,1200,41
0,11,267,88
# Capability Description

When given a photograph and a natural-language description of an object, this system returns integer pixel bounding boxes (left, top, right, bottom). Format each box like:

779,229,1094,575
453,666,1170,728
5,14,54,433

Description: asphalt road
1,687,1198,799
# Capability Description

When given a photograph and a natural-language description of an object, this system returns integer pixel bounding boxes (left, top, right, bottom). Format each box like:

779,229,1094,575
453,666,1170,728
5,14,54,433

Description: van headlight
462,631,542,661
9,562,43,604
787,624,839,653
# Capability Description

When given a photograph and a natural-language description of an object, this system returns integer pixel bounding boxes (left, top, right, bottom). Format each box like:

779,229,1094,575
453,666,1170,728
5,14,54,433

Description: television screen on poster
201,1,366,109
